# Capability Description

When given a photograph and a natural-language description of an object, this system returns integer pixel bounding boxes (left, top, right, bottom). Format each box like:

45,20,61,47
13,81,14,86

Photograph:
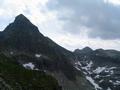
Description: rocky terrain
1,14,120,90
74,47,120,90
0,14,94,90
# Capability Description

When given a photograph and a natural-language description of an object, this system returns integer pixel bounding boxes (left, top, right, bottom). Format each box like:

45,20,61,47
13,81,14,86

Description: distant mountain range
0,14,119,90
74,47,120,90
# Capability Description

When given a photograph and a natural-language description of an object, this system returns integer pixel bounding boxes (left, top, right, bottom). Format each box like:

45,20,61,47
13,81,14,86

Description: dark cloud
47,0,120,39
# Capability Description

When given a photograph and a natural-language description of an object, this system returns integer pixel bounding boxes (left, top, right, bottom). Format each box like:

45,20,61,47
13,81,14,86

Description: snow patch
75,66,81,71
113,80,120,85
35,68,39,71
81,66,88,71
75,61,82,71
109,67,116,70
109,80,113,83
23,62,35,70
75,61,82,66
35,54,41,58
110,70,114,74
10,51,13,55
82,61,93,70
82,71,87,75
87,61,93,68
94,75,100,79
93,67,106,74
107,87,111,90
81,61,93,74
86,76,102,90
99,80,104,83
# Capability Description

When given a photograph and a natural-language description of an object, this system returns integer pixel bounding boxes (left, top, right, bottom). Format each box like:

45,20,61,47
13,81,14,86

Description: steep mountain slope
0,14,76,78
74,47,120,90
0,14,94,90
0,53,61,90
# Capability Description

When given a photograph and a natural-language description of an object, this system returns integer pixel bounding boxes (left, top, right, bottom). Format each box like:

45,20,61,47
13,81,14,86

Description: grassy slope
0,54,61,90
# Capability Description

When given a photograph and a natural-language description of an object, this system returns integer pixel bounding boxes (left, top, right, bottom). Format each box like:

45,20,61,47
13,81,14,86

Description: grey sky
47,0,120,39
0,0,120,50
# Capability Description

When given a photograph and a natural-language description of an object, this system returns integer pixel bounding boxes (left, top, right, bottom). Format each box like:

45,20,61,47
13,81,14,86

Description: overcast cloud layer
0,0,120,51
47,0,120,39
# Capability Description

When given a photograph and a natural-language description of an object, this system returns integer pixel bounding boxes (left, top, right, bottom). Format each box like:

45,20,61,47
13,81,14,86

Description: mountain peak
3,14,44,41
14,14,30,24
4,14,40,33
74,47,93,54
82,46,93,51
16,14,26,19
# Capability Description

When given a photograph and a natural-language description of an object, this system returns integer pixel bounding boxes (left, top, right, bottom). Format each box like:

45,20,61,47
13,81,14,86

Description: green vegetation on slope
0,53,61,90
